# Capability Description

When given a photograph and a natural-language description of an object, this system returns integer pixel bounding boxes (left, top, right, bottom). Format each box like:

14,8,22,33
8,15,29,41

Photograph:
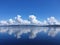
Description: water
0,26,60,45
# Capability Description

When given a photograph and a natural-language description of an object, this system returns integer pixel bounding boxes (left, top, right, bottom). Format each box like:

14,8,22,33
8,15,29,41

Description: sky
0,0,60,20
0,0,60,25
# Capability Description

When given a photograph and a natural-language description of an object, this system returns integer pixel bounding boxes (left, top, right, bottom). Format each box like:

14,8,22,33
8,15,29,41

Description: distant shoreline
0,25,60,27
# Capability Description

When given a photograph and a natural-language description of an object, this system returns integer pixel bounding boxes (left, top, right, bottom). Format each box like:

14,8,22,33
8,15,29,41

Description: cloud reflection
0,26,60,39
48,27,60,37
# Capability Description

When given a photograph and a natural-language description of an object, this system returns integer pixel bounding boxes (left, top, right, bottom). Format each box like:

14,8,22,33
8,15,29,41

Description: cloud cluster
8,19,15,25
0,20,8,25
15,15,31,25
47,16,60,25
29,15,42,25
0,15,60,25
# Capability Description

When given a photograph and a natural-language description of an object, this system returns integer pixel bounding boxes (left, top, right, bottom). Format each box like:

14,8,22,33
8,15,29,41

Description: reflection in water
48,27,60,37
0,26,60,39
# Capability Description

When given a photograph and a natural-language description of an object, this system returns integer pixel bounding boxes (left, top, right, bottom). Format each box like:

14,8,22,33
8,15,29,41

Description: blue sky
0,0,60,20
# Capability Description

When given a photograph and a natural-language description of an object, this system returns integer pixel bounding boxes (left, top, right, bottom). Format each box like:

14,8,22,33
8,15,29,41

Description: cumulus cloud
0,15,60,25
29,15,42,25
15,15,31,25
0,20,8,25
8,19,15,25
15,15,22,23
47,16,60,25
42,20,48,25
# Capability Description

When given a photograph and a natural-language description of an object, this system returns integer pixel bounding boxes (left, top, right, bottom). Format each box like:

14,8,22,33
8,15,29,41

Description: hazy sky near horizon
0,0,60,20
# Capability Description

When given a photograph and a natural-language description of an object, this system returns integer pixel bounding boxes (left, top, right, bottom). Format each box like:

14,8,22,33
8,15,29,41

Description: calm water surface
0,26,60,45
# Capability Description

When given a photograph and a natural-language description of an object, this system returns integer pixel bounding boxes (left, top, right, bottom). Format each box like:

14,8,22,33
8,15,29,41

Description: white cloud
42,20,48,25
15,15,31,25
8,19,15,25
29,15,42,25
15,15,22,23
47,16,60,25
0,20,8,25
14,15,60,25
0,15,60,25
